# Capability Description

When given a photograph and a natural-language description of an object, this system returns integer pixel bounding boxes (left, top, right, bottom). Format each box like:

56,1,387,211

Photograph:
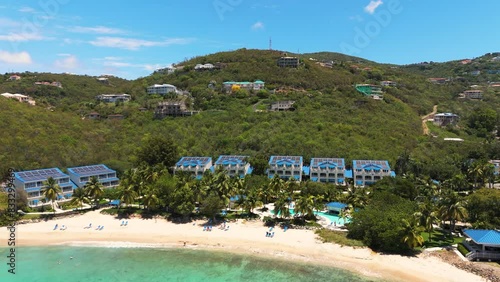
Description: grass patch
20,214,42,220
457,243,470,256
315,229,365,247
421,229,464,248
315,229,366,247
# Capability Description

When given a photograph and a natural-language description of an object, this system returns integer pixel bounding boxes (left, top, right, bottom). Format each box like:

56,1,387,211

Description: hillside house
460,90,483,99
433,113,459,126
268,156,303,181
428,78,448,84
108,114,125,120
1,93,36,105
194,63,214,70
174,157,213,179
270,100,295,111
8,75,21,81
147,84,178,95
380,81,397,87
154,101,198,118
86,112,101,120
13,168,77,206
96,94,131,103
214,155,251,178
470,70,481,76
309,158,346,185
223,80,265,92
463,229,500,261
277,57,299,68
353,160,394,187
355,84,384,100
67,164,119,189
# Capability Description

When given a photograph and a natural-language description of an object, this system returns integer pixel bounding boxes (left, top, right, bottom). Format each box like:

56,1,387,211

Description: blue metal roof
14,168,68,183
326,202,348,209
352,160,390,170
215,155,248,165
464,229,500,245
269,156,303,165
176,157,212,167
67,164,115,177
310,158,345,169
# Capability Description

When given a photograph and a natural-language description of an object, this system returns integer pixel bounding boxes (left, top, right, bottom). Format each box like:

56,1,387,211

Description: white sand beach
2,210,487,282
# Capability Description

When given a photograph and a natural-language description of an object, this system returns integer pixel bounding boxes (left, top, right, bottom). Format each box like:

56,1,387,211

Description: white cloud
364,0,383,14
89,36,194,50
18,6,36,13
0,18,21,28
54,55,79,69
251,21,264,30
0,50,32,64
0,32,45,42
68,25,125,34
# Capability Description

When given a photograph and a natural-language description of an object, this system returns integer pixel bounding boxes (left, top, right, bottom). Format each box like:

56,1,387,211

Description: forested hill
1,49,499,177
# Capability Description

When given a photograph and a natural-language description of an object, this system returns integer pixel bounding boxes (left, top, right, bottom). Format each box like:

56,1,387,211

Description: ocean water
0,246,381,282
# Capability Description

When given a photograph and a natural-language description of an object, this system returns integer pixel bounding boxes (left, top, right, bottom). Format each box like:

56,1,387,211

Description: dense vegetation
1,49,500,254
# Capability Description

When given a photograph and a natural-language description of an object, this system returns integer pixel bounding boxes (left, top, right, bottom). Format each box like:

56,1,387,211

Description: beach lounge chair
120,220,124,226
96,225,101,230
284,226,288,232
53,224,58,230
84,223,91,229
225,226,230,231
203,226,207,231
60,225,67,231
99,226,104,231
270,232,275,238
124,221,128,226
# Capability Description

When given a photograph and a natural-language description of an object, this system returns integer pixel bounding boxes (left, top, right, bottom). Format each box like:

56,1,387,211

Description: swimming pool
273,208,350,226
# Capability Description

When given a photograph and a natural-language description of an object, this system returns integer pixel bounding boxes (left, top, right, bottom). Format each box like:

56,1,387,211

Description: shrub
457,243,470,256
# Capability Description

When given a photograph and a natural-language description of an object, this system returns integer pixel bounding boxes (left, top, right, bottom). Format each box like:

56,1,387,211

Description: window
365,176,372,180
59,178,70,184
293,171,299,175
311,173,318,177
356,175,363,179
107,173,116,178
320,173,327,177
338,173,344,178
25,182,37,189
80,177,89,182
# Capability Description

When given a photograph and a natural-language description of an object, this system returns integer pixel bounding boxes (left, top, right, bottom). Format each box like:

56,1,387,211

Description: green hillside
1,49,499,179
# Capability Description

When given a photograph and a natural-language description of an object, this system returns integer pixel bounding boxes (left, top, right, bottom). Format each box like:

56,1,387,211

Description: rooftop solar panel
15,168,67,182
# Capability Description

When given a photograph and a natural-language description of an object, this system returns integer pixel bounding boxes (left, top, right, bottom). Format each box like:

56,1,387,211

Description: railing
466,251,500,261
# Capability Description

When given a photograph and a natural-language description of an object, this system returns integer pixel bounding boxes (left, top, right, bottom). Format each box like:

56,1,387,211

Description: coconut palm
400,218,425,249
274,193,291,219
142,186,160,211
118,186,137,208
42,177,61,214
439,200,468,233
294,194,316,218
84,176,104,208
70,187,90,211
414,200,438,242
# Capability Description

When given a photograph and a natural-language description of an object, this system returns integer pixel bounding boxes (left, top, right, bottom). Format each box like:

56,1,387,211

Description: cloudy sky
0,0,499,79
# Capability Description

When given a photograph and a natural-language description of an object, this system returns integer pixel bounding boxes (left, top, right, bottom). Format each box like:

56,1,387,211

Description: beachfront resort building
147,84,178,95
462,229,500,261
174,157,213,179
277,56,300,68
222,80,265,93
13,168,77,206
352,160,394,186
214,155,252,178
1,93,36,105
433,113,459,127
269,100,295,111
309,158,346,185
67,164,119,189
96,94,131,103
268,156,303,181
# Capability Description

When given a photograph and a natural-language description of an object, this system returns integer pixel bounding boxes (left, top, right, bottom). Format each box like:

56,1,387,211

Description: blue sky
0,0,499,79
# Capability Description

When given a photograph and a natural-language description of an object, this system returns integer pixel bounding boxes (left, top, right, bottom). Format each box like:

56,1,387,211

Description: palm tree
84,176,104,208
400,218,425,249
414,200,438,242
42,177,61,214
142,186,160,211
268,175,285,199
294,194,316,218
70,187,90,211
274,194,291,219
439,200,468,233
118,186,137,209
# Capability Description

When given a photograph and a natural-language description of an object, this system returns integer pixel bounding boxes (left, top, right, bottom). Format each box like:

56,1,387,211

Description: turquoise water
273,209,350,225
0,246,381,282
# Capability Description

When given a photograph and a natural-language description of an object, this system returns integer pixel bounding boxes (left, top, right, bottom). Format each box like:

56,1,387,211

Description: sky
0,0,499,79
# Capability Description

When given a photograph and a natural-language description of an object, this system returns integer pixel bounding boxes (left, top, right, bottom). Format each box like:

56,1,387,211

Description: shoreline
3,210,487,282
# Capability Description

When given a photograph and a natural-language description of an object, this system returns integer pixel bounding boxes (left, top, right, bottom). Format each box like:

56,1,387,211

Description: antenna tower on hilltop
269,37,272,50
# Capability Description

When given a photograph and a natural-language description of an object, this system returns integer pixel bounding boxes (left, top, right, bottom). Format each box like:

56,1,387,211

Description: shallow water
0,246,382,282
